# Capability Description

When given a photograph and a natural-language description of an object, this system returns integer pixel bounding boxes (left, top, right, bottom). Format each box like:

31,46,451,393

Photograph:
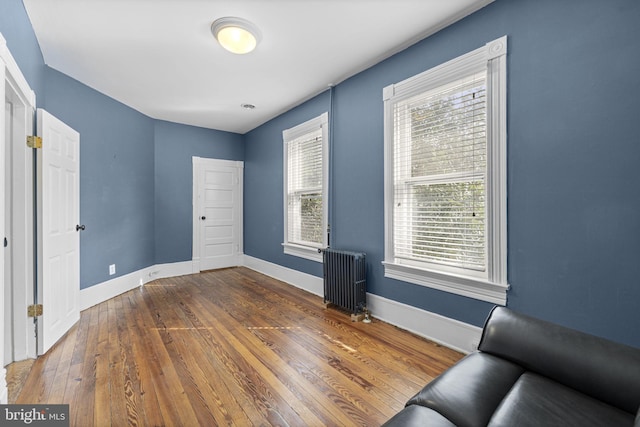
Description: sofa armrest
478,307,640,414
406,352,524,427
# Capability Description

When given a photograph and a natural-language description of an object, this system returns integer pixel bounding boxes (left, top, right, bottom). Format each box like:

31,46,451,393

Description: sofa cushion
479,307,640,413
380,405,456,427
488,372,635,427
406,352,525,427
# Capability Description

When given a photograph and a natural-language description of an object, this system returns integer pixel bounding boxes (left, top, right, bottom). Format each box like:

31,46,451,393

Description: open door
36,109,80,355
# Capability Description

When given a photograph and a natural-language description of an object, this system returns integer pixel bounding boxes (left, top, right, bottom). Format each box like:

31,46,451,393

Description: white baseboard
366,293,482,354
242,255,482,354
80,261,193,311
243,255,323,297
150,260,194,280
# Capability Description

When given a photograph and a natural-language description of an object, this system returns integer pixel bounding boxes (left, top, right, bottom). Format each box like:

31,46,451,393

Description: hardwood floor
15,267,463,426
6,358,35,403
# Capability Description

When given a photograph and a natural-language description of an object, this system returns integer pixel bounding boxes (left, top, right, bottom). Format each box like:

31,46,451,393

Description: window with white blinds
283,113,328,262
394,72,487,271
383,36,508,304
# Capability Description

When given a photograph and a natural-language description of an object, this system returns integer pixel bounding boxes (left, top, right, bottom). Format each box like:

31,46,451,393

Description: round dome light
211,17,261,54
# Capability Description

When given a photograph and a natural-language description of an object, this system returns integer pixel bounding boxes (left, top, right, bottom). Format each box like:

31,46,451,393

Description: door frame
191,157,243,273
1,33,37,403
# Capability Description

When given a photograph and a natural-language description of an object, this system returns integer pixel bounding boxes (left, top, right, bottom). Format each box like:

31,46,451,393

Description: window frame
383,36,508,304
282,112,329,262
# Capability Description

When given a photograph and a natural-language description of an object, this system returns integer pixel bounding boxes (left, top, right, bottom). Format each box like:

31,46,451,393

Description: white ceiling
23,0,493,134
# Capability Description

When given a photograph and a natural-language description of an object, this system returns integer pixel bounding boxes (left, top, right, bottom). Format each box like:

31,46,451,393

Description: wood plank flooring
15,267,463,426
6,359,35,403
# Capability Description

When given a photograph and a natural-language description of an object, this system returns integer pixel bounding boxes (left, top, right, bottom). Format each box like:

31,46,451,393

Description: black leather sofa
382,307,640,427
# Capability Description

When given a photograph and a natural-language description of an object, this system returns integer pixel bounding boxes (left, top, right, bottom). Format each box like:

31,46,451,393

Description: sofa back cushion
487,372,634,427
478,307,640,414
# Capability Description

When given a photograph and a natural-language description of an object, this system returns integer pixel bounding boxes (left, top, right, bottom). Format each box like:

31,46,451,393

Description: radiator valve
363,308,372,324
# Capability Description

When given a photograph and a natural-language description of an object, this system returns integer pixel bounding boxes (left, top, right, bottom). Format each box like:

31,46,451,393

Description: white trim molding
383,35,508,305
366,293,483,354
243,255,323,296
282,243,323,263
282,112,329,263
80,261,193,311
383,262,508,306
1,31,38,396
0,34,36,108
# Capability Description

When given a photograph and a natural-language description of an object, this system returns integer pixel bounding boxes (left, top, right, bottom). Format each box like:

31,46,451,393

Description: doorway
2,34,38,403
3,60,36,366
192,157,243,272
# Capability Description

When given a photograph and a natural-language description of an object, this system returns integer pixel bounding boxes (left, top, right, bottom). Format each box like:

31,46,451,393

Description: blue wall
3,0,639,348
44,67,156,289
0,0,45,99
244,91,332,279
1,0,244,288
154,121,243,264
244,0,640,348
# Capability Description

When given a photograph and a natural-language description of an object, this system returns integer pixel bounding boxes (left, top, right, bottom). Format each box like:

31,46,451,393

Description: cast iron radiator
321,248,366,315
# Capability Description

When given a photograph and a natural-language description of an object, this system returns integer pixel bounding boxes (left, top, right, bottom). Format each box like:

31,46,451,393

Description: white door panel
206,225,233,239
193,158,243,271
37,108,80,355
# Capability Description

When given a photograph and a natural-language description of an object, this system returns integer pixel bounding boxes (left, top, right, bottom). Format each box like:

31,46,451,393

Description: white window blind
283,112,329,262
393,72,487,272
287,127,324,246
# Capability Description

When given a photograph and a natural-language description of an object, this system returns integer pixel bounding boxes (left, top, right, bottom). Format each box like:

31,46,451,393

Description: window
283,113,329,262
383,36,508,304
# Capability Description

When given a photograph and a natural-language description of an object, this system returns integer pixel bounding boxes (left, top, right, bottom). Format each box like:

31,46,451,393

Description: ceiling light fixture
211,17,261,54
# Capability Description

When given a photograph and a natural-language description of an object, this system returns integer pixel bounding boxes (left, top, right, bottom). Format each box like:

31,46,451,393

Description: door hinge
27,135,42,149
28,304,43,317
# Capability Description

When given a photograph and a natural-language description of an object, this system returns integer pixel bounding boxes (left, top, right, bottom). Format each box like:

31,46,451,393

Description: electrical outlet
109,264,116,275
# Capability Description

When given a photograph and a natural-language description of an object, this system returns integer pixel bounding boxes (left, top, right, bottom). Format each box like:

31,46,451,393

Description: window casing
383,37,508,304
283,113,329,262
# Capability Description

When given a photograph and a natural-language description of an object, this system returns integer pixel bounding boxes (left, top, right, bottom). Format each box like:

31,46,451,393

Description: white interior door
37,108,80,355
193,158,243,271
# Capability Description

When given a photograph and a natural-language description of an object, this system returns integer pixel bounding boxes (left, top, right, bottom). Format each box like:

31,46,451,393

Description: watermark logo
0,405,69,426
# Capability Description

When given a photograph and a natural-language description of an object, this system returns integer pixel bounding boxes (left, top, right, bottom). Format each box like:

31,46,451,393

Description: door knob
201,216,206,220
76,224,86,231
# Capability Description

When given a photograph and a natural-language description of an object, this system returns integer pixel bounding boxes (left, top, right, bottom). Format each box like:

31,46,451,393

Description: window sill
382,261,508,305
283,243,322,262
